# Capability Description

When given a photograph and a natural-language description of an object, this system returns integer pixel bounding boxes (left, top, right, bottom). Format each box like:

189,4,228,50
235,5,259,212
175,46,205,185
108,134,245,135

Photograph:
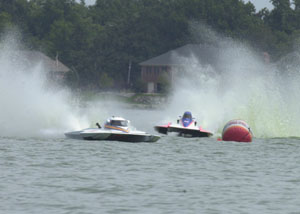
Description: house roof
11,50,70,73
139,44,220,66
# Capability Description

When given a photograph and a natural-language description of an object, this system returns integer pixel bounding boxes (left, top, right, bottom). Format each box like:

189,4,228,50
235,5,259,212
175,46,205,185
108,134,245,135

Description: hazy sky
248,0,274,10
83,0,274,11
83,0,95,5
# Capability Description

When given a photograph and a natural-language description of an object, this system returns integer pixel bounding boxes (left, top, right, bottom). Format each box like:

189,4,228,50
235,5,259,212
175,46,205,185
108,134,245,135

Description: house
11,50,70,81
139,44,219,93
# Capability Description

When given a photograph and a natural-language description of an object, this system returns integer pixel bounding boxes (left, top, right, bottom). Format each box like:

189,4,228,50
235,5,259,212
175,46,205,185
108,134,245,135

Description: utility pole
127,60,132,85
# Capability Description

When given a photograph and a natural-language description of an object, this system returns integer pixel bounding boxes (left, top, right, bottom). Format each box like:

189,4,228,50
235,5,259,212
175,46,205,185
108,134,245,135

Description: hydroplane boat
154,111,213,137
65,116,160,143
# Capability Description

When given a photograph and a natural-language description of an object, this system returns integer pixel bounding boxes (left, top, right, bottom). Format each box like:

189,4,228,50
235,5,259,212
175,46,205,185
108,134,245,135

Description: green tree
267,0,293,33
0,12,12,31
1,0,299,91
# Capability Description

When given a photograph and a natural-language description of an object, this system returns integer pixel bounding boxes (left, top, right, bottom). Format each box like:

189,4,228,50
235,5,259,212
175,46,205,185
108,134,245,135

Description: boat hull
154,124,213,137
168,126,213,137
65,129,160,143
65,131,110,141
105,133,160,143
154,126,168,135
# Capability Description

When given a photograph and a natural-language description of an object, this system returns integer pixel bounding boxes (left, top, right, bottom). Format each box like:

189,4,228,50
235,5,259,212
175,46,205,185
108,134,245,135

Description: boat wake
1,30,300,139
167,37,300,138
0,34,89,138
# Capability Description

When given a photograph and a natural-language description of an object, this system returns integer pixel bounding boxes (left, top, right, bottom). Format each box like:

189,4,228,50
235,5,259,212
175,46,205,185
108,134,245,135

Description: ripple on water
1,137,300,214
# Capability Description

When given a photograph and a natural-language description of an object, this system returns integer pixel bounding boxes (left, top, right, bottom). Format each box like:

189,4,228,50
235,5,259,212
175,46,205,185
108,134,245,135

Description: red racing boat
154,111,213,137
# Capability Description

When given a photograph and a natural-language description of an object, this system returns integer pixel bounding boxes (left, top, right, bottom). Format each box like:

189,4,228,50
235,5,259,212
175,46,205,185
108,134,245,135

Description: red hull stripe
104,125,129,133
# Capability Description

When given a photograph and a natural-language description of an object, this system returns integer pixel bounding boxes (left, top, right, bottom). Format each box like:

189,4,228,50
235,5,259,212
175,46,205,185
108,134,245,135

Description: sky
83,0,274,11
248,0,274,11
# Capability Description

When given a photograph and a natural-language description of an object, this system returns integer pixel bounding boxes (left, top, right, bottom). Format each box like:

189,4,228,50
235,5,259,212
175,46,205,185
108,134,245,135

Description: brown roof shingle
139,44,220,67
10,50,70,73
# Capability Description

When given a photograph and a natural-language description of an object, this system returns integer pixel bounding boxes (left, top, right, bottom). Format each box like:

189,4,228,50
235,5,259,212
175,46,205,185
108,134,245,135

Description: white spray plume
167,25,300,138
0,33,89,138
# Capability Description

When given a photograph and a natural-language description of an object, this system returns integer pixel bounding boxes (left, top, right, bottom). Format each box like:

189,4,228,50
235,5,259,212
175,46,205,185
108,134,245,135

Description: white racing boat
65,116,160,143
154,111,213,137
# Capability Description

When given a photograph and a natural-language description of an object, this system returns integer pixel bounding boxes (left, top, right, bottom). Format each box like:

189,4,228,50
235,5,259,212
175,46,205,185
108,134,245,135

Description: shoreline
75,91,169,109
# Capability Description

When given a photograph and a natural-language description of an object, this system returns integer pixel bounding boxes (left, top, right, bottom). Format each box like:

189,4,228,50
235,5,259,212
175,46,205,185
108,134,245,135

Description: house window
161,66,167,72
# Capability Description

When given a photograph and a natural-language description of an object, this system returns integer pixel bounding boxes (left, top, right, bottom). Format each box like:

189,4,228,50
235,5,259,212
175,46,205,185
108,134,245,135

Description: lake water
1,135,300,214
2,31,300,214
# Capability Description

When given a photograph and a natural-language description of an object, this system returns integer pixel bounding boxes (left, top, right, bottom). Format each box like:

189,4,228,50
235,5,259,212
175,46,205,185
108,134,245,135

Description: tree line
0,0,299,91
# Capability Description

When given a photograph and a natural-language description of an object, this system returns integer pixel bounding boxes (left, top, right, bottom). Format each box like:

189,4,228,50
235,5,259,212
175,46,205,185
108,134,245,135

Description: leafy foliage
0,0,299,91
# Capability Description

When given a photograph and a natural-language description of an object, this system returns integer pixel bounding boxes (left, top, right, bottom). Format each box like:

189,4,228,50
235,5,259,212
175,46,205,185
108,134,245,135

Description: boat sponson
105,133,159,143
168,127,212,137
65,131,159,143
154,126,168,135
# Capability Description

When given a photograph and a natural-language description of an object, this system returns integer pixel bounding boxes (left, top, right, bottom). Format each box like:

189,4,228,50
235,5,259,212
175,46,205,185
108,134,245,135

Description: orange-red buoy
222,120,253,142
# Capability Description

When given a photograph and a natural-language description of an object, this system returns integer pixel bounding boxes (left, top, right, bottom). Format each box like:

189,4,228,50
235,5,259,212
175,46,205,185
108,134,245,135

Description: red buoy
222,120,253,142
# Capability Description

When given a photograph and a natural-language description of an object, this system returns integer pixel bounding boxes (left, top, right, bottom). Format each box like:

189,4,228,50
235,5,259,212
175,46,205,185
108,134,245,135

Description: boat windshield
183,112,192,119
110,120,128,127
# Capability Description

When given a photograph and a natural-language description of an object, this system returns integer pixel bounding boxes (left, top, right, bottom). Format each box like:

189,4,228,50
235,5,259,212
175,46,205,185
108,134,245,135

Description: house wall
141,65,172,93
